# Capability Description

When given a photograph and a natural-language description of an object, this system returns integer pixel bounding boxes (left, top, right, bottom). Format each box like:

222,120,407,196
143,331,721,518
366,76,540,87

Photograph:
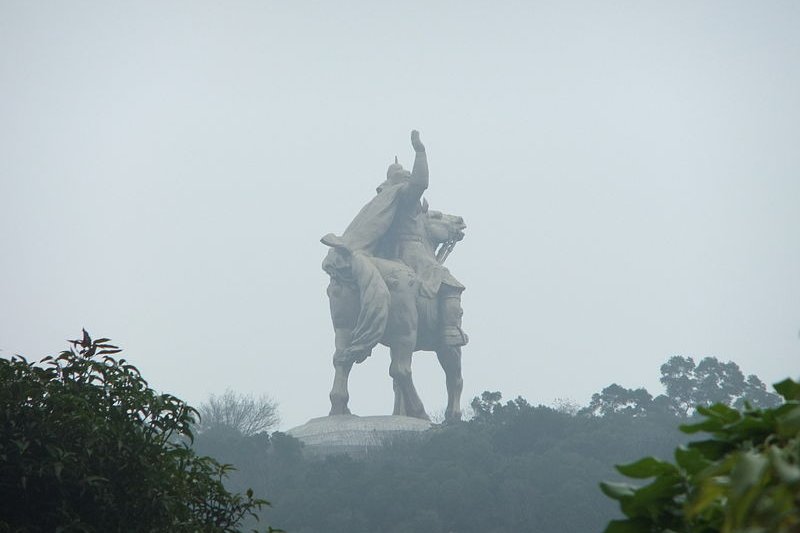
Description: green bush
602,378,800,532
0,330,275,532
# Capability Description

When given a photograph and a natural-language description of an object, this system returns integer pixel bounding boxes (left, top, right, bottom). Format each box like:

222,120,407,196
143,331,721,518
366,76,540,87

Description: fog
2,1,798,429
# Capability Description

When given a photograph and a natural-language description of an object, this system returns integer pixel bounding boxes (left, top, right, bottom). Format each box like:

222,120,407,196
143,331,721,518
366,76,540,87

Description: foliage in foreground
602,378,800,533
0,330,275,532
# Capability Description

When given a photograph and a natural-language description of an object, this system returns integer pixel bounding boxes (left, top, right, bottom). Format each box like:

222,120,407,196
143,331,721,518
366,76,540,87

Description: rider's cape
321,183,406,363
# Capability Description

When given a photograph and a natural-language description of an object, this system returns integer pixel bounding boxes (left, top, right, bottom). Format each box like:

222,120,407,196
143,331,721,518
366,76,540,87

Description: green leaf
774,378,800,401
680,417,725,434
603,518,653,533
725,415,773,440
687,439,732,461
697,403,741,424
12,439,29,453
616,457,678,479
772,401,800,417
674,446,711,476
776,405,800,438
685,477,726,517
729,451,768,497
769,446,800,485
600,481,636,501
624,473,683,513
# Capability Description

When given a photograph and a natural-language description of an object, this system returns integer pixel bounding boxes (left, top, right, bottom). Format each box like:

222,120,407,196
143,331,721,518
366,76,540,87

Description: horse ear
321,233,350,253
422,198,429,213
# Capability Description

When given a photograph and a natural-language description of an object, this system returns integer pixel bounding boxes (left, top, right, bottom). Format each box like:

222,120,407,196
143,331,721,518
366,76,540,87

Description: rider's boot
439,284,468,347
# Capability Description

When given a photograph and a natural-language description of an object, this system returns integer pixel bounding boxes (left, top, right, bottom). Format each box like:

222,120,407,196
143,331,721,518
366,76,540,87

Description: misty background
2,1,798,430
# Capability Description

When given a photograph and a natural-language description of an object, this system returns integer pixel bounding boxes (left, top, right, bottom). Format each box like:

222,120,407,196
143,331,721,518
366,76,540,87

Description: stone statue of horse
326,208,466,422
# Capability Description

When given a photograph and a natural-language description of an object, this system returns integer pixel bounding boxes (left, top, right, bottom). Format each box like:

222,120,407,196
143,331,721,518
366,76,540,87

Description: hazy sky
2,1,799,429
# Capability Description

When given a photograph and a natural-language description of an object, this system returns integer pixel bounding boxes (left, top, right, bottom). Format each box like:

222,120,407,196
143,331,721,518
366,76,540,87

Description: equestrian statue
321,130,468,422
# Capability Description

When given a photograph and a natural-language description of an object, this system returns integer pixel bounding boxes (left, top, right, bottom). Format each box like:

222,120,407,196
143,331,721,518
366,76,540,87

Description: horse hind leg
436,346,463,423
329,328,354,416
384,269,426,419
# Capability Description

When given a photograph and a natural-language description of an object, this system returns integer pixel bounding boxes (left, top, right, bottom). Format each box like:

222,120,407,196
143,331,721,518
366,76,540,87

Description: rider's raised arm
408,130,428,196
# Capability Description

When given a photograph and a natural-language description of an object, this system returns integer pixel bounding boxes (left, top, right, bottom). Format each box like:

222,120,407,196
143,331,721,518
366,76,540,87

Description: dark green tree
660,356,782,415
0,330,276,532
580,384,654,417
470,390,503,419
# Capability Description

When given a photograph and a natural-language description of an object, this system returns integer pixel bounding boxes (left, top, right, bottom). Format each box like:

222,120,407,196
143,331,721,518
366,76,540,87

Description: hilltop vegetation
195,356,783,533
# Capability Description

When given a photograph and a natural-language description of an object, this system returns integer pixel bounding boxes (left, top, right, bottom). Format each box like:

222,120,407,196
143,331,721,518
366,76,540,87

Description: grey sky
2,1,798,429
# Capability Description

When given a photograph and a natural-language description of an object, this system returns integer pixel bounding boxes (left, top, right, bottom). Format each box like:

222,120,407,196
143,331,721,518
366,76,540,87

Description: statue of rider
375,130,469,351
321,130,467,363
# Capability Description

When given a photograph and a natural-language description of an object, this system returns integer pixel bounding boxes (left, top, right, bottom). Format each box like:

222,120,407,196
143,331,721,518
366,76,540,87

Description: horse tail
342,252,390,363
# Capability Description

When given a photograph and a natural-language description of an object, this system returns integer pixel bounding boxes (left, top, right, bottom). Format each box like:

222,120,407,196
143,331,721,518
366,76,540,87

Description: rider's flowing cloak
336,182,406,253
321,183,406,363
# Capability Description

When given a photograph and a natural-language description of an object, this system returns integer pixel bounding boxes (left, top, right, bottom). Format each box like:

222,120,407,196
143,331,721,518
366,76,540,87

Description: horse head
423,203,466,263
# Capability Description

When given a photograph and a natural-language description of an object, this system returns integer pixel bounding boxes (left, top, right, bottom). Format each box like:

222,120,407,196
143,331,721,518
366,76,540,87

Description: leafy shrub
601,378,800,532
0,330,276,532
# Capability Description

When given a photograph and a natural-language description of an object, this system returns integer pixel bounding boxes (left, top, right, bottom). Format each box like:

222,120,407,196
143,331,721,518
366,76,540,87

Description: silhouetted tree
580,384,654,417
659,356,781,415
470,390,503,419
199,389,280,437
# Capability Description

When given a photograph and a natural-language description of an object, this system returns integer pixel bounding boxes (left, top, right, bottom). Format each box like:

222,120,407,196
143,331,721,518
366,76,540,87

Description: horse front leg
436,346,463,423
436,286,466,422
392,379,407,416
329,328,354,416
389,344,429,421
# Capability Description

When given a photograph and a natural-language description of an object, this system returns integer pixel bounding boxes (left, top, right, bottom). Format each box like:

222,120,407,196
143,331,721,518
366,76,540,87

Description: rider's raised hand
411,130,425,152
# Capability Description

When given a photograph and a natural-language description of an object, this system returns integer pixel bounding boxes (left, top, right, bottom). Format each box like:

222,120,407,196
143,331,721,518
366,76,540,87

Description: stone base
286,414,433,457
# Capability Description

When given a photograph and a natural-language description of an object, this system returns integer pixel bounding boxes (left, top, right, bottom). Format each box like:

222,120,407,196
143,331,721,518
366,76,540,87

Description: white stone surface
287,415,432,456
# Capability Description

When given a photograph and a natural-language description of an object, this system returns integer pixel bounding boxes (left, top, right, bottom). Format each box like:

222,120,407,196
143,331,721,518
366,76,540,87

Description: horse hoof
444,413,463,424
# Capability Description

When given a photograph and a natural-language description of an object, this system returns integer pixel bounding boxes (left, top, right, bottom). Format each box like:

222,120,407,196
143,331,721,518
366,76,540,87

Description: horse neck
420,225,441,257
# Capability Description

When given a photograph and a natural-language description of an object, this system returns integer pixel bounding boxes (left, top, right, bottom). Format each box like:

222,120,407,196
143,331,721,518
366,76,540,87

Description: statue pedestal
286,414,432,457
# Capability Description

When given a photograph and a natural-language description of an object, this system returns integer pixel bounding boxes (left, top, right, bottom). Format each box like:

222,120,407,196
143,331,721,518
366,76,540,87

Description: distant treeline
194,356,782,533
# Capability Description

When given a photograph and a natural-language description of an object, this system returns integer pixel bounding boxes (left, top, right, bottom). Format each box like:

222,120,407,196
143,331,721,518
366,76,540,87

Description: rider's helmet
376,156,411,193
